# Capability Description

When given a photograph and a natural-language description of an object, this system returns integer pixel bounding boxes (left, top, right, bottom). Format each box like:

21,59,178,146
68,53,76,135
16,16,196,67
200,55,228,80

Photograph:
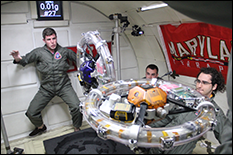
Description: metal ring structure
76,31,216,150
80,78,217,150
77,31,116,85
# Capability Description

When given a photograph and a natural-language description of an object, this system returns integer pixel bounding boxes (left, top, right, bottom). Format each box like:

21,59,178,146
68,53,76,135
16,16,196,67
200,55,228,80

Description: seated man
149,67,228,154
144,64,159,79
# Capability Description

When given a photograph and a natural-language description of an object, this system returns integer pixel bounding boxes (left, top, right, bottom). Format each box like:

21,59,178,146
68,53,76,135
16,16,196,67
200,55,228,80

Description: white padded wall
1,85,38,115
70,2,108,23
45,103,72,126
1,1,29,13
1,27,35,61
2,113,34,138
1,62,37,88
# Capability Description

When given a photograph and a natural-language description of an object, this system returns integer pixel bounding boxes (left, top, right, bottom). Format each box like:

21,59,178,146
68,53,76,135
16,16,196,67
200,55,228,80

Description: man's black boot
29,125,47,136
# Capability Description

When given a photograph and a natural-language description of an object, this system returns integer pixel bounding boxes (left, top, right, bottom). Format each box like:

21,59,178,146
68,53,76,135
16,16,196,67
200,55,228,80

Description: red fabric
66,42,112,73
160,22,232,83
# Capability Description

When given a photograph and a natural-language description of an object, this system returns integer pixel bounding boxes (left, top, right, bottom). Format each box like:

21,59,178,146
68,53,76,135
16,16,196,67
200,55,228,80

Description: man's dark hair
196,67,226,94
42,27,57,39
146,64,159,74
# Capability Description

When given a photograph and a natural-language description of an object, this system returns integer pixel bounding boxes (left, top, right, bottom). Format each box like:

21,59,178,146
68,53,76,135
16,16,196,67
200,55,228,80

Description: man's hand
10,50,22,62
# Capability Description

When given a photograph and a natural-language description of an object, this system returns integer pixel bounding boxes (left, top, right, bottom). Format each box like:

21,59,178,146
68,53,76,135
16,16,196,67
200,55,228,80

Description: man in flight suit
149,67,229,154
10,27,83,136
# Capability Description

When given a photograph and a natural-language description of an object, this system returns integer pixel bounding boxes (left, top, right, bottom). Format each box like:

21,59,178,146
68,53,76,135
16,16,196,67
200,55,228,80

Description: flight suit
13,44,82,129
149,94,228,154
215,53,232,154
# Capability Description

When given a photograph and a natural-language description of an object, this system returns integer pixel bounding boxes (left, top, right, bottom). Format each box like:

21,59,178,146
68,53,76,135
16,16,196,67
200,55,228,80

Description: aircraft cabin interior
1,1,232,154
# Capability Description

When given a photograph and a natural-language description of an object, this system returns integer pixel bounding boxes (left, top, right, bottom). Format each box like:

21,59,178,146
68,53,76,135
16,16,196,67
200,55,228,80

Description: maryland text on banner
159,22,232,82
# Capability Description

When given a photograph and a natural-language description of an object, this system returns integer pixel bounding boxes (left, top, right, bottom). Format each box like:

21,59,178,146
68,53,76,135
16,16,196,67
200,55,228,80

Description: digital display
36,1,63,20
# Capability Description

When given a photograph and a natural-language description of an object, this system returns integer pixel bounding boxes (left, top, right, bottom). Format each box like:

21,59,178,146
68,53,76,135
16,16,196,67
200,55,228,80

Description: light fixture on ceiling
137,3,168,12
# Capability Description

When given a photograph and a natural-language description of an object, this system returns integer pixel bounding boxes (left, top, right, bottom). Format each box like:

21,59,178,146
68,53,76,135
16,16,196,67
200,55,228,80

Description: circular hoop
80,78,216,150
77,31,116,86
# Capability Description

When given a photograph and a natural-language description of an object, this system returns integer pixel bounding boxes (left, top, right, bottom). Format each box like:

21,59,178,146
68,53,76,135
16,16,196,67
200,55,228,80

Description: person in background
10,27,83,137
149,67,228,154
145,64,159,79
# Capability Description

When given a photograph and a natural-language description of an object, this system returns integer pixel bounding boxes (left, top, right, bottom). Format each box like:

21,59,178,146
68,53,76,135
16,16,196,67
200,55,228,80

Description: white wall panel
121,67,139,80
29,1,37,19
120,48,138,69
56,30,70,47
69,26,90,46
1,85,38,115
1,28,34,61
34,31,44,48
62,1,70,20
1,63,11,88
70,2,109,23
1,1,29,13
33,20,69,28
145,35,165,60
45,103,71,126
128,35,154,59
69,2,115,46
110,33,130,48
2,112,34,138
1,14,27,25
1,62,37,88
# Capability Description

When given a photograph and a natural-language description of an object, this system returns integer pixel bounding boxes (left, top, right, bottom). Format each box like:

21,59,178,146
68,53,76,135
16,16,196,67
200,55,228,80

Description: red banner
159,22,232,83
66,42,112,73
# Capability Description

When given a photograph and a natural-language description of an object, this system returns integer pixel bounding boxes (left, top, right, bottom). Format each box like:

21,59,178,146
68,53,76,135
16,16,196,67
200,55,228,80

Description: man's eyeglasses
194,79,212,85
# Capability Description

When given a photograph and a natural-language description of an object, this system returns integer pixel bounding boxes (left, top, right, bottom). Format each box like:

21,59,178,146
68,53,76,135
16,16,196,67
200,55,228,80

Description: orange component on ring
127,85,167,109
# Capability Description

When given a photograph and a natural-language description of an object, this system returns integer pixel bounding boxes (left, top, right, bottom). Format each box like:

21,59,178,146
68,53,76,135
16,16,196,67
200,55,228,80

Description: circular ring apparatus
80,78,217,150
77,31,116,86
76,31,217,150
